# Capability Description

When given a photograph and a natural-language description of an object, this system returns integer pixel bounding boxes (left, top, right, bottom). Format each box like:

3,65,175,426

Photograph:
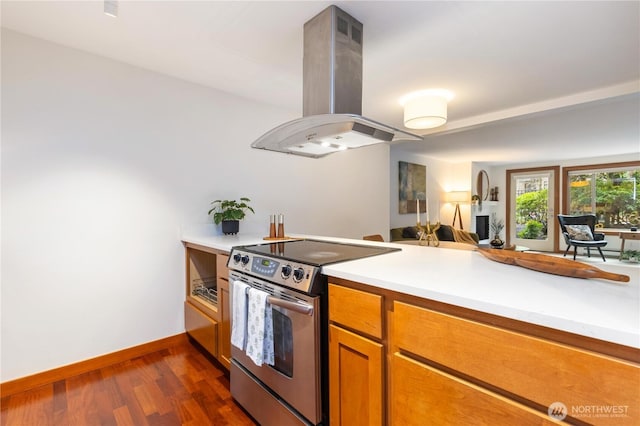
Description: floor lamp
446,191,469,230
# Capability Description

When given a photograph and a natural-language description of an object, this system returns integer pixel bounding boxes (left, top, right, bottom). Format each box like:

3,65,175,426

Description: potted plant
208,197,255,235
621,249,639,263
490,213,505,249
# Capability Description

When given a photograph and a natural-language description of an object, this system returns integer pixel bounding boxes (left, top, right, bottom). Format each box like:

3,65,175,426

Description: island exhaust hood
251,5,422,158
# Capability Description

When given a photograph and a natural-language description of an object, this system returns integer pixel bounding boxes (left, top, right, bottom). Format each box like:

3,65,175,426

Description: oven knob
281,265,292,278
233,253,242,264
241,255,250,265
293,267,305,282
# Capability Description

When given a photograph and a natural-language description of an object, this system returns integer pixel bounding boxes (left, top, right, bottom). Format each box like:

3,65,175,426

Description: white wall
1,30,390,381
389,150,472,235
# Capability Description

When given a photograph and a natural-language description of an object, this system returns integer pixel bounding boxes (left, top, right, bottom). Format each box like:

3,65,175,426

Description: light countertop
182,226,640,349
182,225,272,251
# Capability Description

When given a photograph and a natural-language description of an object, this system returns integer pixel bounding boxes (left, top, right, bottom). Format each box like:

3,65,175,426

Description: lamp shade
399,89,454,129
445,191,469,203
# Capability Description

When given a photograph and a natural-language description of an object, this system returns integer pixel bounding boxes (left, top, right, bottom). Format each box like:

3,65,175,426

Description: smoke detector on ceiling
104,0,118,18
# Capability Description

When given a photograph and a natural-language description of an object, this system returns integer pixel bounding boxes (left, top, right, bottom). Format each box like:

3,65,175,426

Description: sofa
390,224,479,245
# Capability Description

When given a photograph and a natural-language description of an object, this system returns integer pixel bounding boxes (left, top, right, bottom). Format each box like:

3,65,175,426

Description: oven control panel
228,249,319,294
251,257,280,277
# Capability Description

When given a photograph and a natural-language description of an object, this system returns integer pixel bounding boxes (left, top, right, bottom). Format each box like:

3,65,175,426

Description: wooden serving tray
476,248,630,283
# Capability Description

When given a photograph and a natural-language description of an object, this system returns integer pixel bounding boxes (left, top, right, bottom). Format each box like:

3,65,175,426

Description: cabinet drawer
391,353,563,425
393,301,640,424
329,284,383,339
185,301,218,356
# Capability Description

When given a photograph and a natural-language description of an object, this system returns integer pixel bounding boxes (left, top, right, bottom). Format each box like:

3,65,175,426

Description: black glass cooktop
239,239,400,266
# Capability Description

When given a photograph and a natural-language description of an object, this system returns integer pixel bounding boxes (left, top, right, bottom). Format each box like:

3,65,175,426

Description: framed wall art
398,161,426,214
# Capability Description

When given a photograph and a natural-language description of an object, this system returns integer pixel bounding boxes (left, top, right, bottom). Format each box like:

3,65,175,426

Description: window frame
507,166,560,252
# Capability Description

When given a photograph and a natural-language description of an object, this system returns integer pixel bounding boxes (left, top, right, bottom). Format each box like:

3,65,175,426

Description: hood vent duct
251,5,421,158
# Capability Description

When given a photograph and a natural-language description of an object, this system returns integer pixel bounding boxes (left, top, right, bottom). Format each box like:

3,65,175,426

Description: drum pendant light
400,89,454,129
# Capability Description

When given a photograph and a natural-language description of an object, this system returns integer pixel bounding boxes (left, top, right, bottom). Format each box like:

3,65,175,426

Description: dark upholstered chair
557,214,607,262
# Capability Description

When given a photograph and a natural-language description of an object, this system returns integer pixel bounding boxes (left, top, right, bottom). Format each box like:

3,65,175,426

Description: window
563,161,640,229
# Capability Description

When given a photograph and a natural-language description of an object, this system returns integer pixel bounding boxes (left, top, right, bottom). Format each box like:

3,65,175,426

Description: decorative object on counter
398,161,426,214
208,197,255,235
489,212,505,249
277,214,285,238
445,191,469,230
418,220,441,247
476,248,630,283
264,213,292,240
415,195,440,246
269,215,276,238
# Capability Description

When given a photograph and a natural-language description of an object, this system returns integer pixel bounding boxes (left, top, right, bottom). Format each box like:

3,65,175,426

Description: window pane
597,171,639,228
569,174,593,214
568,167,640,229
515,176,549,240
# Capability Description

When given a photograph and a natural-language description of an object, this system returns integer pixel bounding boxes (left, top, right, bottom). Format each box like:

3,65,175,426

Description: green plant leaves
208,198,255,225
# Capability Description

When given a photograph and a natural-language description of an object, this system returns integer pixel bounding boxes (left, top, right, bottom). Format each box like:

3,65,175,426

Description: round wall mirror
477,170,490,201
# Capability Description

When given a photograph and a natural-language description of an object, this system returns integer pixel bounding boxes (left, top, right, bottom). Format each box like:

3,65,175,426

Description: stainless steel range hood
251,5,422,158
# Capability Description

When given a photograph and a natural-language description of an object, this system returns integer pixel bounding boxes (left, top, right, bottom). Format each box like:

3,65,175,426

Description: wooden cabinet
328,277,640,426
328,284,384,426
184,243,231,369
392,301,639,425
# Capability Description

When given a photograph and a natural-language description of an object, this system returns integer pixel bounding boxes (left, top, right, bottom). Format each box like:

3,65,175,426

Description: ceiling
2,1,639,163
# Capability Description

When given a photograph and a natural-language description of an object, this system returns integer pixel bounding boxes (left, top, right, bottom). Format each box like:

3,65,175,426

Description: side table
618,231,640,259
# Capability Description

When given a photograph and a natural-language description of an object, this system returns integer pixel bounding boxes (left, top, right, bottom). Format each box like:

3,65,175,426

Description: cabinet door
329,324,383,426
217,277,231,370
216,254,230,369
391,353,564,426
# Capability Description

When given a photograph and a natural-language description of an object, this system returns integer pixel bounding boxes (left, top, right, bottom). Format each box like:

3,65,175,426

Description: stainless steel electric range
227,239,400,426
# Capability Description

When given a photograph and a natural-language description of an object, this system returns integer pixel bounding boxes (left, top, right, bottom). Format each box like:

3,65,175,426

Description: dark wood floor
1,340,257,426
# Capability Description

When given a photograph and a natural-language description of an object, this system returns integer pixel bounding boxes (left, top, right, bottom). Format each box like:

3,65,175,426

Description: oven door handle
267,297,314,316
